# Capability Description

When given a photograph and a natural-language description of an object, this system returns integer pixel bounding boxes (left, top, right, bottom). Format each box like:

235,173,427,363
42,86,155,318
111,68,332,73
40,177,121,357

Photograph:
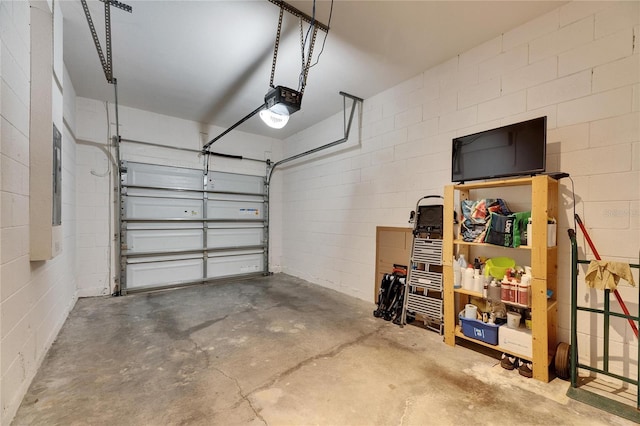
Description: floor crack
248,325,385,396
191,340,211,368
195,323,385,425
191,341,266,424
212,365,268,426
399,396,413,425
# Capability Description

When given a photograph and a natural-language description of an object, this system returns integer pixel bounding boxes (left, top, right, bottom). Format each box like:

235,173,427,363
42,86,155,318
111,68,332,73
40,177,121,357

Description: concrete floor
12,274,634,425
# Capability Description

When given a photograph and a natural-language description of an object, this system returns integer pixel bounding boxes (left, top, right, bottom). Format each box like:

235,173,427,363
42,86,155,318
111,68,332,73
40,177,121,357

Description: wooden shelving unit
443,175,558,382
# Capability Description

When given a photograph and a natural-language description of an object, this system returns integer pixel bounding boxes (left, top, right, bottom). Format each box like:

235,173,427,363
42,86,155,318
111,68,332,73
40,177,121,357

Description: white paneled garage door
120,161,267,293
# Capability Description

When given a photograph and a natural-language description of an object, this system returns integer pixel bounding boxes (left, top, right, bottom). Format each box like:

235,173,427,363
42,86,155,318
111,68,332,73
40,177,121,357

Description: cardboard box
374,227,412,302
498,326,532,358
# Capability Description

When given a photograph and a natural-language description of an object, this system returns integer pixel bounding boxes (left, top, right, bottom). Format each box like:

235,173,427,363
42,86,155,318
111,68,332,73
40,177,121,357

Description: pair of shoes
500,353,517,370
501,353,533,377
518,359,533,378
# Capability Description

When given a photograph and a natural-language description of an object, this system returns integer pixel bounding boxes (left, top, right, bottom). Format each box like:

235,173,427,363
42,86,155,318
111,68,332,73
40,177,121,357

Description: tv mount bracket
80,0,132,84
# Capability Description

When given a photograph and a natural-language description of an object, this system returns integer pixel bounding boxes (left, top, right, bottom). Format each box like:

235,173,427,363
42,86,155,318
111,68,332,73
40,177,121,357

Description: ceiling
60,0,565,140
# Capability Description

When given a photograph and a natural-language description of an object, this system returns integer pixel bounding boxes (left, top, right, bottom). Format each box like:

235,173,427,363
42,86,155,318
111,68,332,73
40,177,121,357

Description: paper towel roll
465,304,477,319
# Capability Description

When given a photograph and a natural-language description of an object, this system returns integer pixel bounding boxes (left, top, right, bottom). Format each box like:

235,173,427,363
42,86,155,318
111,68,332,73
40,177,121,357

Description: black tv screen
451,116,547,182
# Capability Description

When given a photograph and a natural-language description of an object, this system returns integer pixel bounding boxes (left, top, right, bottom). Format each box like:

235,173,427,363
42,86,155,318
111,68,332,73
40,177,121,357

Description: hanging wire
299,27,317,96
300,0,316,60
298,0,316,92
568,176,577,233
90,102,112,178
267,0,329,93
309,0,334,69
298,0,316,87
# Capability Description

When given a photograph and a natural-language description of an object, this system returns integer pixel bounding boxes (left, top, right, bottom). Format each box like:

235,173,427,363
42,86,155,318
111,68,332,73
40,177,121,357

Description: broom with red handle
575,214,638,338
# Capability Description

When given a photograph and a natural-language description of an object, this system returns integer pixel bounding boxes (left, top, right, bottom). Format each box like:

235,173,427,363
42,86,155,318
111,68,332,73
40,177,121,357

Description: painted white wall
278,1,639,381
0,1,78,423
75,98,284,296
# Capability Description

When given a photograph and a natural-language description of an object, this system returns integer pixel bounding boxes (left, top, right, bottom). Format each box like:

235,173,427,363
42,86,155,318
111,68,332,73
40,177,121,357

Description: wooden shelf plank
453,239,532,250
454,288,482,297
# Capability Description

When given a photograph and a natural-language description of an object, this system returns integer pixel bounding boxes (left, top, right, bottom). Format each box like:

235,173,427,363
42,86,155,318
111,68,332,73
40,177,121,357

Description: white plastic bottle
458,254,468,269
463,265,474,291
488,279,500,301
482,276,489,299
453,256,461,288
473,269,482,294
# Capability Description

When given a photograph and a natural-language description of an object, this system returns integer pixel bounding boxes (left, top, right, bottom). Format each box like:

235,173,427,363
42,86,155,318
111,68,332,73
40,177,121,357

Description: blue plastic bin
460,317,501,345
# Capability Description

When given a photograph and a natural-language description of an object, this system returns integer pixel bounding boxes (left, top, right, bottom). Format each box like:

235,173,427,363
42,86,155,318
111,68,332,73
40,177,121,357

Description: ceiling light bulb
259,108,290,129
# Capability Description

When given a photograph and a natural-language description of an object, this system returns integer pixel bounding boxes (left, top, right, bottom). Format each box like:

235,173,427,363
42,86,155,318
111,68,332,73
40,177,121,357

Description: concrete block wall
0,1,78,423
279,1,639,380
75,98,284,296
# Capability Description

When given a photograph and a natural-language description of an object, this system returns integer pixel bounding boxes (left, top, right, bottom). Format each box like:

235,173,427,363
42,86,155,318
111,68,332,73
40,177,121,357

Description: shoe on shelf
518,359,533,378
500,353,517,370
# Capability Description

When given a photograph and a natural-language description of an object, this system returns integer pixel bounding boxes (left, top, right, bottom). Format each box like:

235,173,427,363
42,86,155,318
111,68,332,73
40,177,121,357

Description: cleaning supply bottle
473,268,482,294
463,265,474,291
453,256,461,288
458,254,467,269
488,279,500,302
501,274,511,302
474,257,481,271
483,276,489,299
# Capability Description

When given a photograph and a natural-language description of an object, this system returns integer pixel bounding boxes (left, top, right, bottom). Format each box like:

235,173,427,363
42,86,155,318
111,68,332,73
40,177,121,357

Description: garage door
120,161,267,293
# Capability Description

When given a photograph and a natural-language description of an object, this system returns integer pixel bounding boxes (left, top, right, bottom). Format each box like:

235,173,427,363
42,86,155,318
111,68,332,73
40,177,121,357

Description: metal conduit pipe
113,79,123,296
113,137,122,295
264,91,363,273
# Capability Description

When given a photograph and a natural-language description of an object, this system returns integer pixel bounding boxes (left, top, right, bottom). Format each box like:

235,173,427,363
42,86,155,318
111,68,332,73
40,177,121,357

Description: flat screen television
451,116,547,182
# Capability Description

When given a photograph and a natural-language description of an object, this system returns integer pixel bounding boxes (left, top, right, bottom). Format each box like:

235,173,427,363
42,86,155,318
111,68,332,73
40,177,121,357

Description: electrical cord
568,176,577,233
100,102,113,295
298,1,316,91
90,102,112,177
309,0,333,69
299,1,315,74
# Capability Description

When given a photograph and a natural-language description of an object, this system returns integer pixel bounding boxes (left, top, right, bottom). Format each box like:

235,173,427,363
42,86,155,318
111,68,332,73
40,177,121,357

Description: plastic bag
484,210,531,247
460,199,511,242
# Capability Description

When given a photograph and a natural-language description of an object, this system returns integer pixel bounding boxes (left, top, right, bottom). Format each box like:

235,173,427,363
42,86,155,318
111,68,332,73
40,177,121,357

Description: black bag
484,213,516,247
484,210,531,248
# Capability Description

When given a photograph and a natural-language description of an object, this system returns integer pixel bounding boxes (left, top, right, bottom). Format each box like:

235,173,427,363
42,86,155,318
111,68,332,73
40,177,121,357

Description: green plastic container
484,257,516,279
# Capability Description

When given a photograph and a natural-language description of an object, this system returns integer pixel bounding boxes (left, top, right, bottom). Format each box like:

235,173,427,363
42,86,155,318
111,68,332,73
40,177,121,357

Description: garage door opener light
259,85,302,129
202,0,330,152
